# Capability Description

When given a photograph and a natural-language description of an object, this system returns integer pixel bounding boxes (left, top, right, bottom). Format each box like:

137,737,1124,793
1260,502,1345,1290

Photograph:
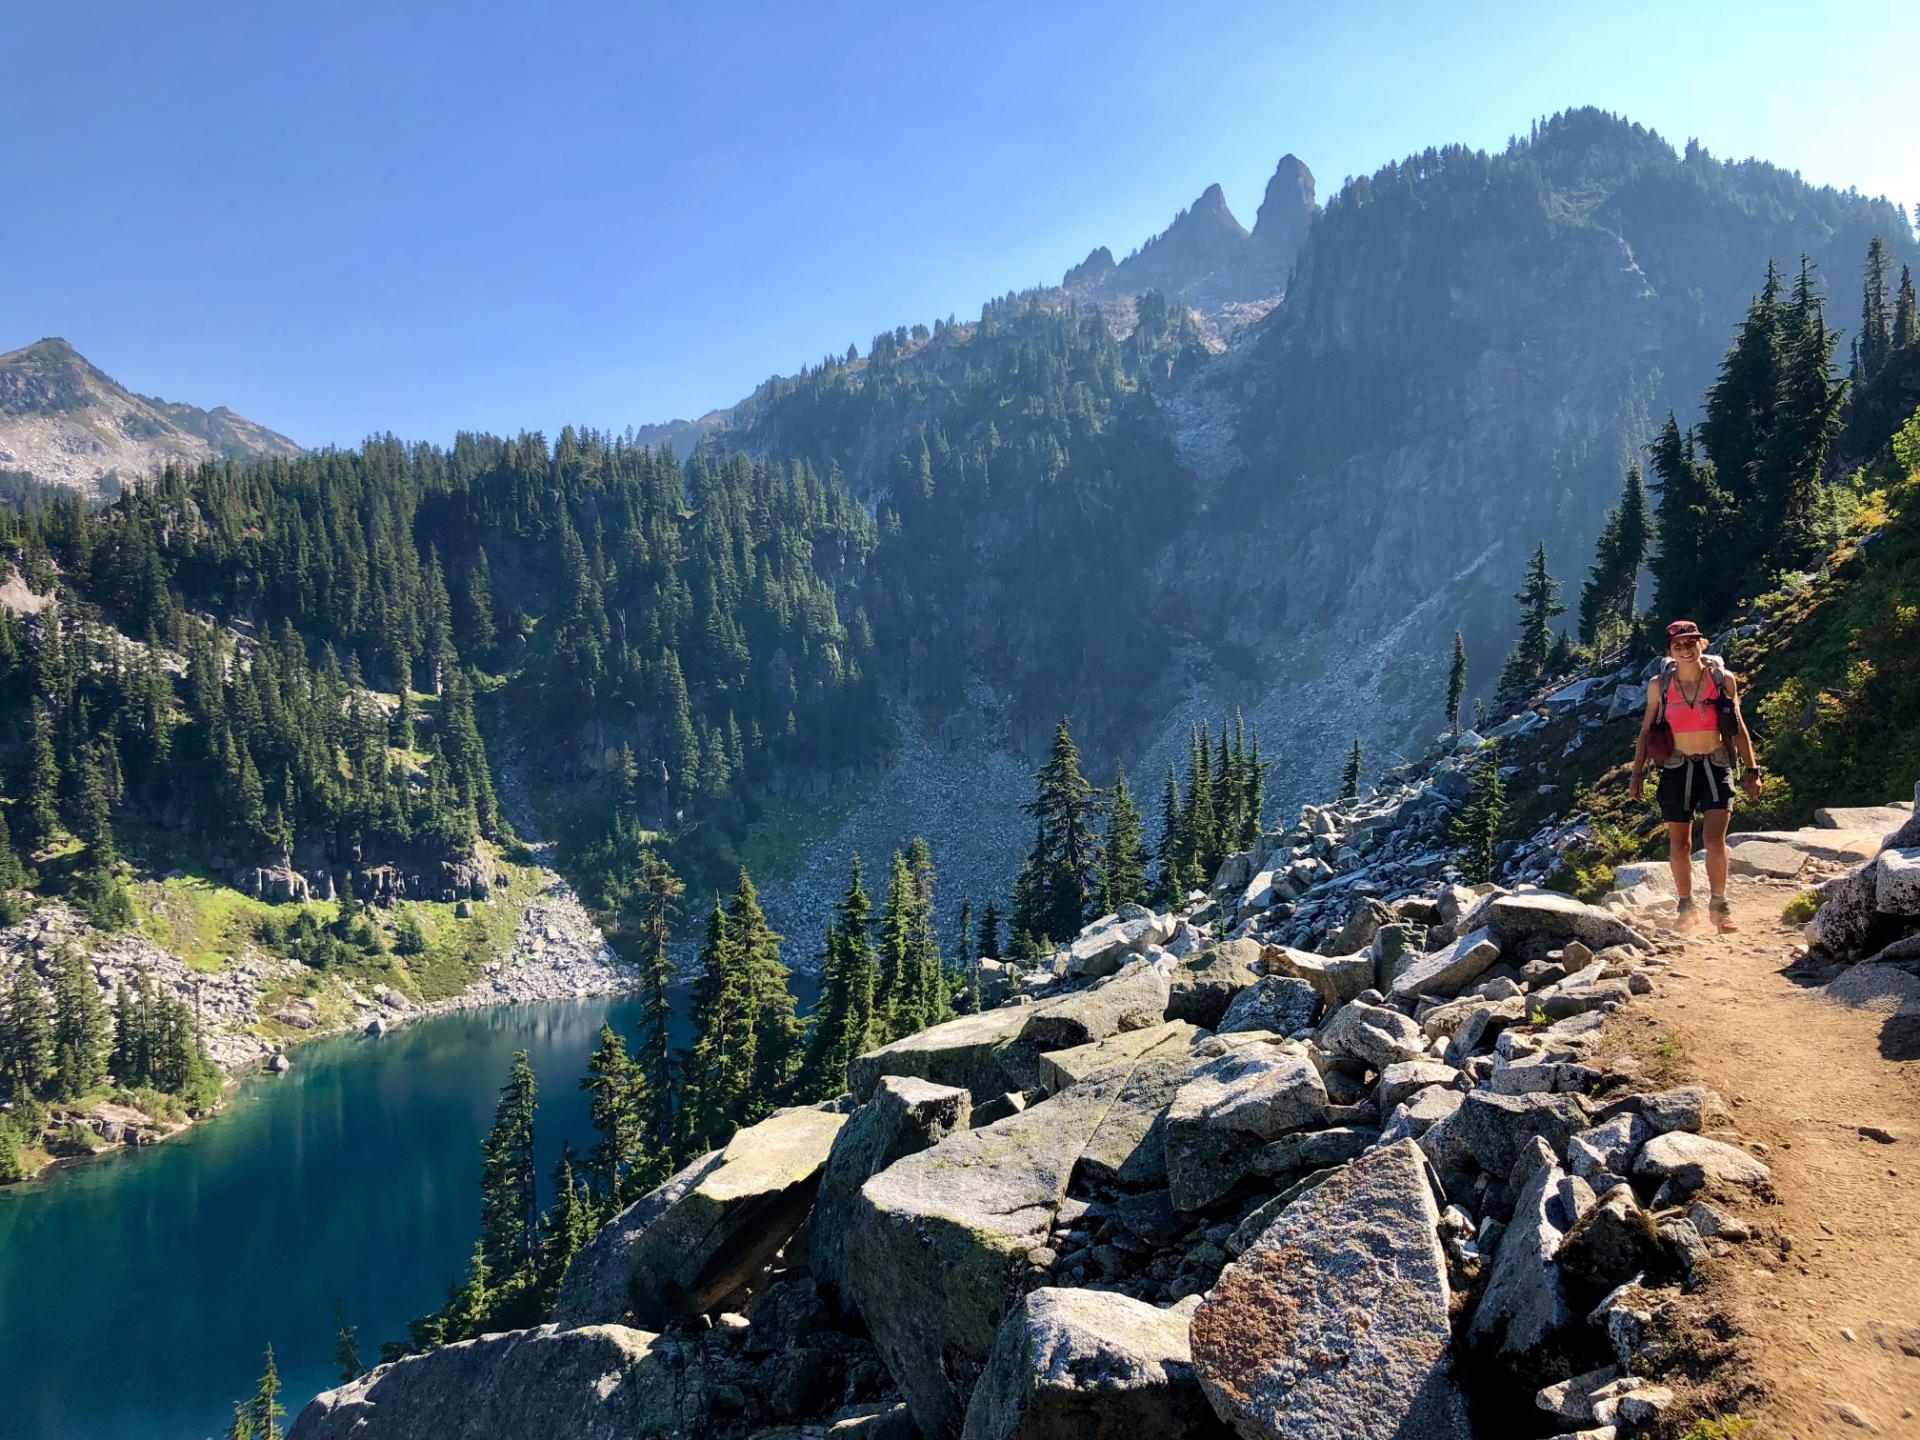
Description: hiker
1627,619,1763,930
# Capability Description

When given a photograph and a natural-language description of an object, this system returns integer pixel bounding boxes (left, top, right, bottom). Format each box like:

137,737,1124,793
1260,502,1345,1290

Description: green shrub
1782,890,1824,923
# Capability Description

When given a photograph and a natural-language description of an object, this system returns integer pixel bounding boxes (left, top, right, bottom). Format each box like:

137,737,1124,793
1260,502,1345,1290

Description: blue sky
3,1,1914,448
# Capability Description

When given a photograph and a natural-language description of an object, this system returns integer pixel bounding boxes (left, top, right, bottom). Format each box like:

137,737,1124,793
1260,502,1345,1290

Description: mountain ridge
0,336,302,495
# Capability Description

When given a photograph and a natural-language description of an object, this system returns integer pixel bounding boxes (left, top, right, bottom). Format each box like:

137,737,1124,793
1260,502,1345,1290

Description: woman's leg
1704,807,1736,929
1667,820,1697,925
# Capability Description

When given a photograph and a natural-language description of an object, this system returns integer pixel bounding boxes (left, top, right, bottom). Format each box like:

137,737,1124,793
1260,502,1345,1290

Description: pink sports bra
1664,669,1721,734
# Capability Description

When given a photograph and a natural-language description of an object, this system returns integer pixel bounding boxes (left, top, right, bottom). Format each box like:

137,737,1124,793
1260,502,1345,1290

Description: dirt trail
1636,875,1920,1438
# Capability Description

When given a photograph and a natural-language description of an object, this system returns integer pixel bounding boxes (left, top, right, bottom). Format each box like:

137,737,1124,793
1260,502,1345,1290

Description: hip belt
1661,749,1730,809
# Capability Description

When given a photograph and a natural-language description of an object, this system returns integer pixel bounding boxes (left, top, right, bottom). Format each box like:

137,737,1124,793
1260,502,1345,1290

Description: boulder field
289,853,1787,1440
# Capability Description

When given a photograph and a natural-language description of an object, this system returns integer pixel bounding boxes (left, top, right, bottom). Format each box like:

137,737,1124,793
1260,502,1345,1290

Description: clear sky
3,1,1914,449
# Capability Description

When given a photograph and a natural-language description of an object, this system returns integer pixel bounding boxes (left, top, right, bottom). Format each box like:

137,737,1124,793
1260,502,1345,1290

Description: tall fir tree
1577,463,1653,647
799,855,877,1099
478,1049,539,1278
1154,762,1185,906
1496,543,1567,699
49,945,110,1099
1021,718,1106,943
1446,630,1468,736
733,869,801,1123
976,899,1002,961
628,850,683,1147
333,1305,363,1385
1097,767,1149,913
1,962,54,1098
1341,735,1364,800
580,1023,651,1202
1450,742,1506,884
1860,235,1894,381
1239,731,1264,849
680,898,755,1156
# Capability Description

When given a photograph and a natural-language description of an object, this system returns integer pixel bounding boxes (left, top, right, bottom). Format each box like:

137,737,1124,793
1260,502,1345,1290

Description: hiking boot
1710,896,1737,932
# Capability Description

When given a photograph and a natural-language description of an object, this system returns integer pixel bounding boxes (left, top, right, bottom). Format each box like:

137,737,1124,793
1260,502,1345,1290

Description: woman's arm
1628,677,1660,799
1725,674,1763,794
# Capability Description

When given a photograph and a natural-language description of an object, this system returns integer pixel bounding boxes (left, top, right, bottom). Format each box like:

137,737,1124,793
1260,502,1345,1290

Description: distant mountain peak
1251,154,1318,266
0,337,300,494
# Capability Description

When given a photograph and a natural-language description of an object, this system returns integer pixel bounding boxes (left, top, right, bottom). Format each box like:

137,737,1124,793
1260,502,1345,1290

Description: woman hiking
1628,619,1763,931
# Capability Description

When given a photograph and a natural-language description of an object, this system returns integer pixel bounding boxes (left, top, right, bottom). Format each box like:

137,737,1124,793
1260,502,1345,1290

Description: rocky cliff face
0,337,300,495
1061,155,1318,321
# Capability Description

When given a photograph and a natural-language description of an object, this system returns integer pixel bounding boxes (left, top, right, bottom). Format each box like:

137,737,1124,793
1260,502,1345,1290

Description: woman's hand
1743,771,1763,800
1628,774,1644,801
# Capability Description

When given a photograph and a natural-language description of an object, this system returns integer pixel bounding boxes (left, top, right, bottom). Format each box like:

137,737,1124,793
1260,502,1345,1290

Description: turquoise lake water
0,981,810,1440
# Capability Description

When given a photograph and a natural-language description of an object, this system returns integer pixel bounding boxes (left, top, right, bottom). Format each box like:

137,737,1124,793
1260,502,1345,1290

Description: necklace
1674,673,1705,709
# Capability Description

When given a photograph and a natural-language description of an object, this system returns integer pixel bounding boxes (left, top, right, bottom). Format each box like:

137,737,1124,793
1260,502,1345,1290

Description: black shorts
1656,756,1734,823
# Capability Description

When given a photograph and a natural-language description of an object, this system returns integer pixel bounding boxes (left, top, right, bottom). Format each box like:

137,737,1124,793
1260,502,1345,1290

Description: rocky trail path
1639,876,1920,1437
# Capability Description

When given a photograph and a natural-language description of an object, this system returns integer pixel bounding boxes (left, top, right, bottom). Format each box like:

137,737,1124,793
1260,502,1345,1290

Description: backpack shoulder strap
1654,659,1675,720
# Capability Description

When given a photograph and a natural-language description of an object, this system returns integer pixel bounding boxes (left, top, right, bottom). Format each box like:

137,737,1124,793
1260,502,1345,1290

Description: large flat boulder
1816,803,1912,833
845,1052,1166,1438
1259,945,1373,1009
813,1077,972,1306
1632,1132,1771,1200
288,1324,692,1440
1165,940,1263,1027
1165,1045,1329,1210
623,1106,845,1326
1472,890,1650,954
999,963,1172,1091
1190,1140,1472,1440
849,1005,1034,1104
1038,1021,1197,1096
552,1151,725,1328
1390,927,1501,1001
1807,864,1878,957
961,1288,1222,1440
1074,1034,1211,1188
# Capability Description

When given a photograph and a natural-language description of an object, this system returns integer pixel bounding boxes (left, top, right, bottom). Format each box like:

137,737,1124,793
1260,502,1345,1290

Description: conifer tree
1097,767,1148,913
1239,732,1265,849
1647,413,1725,619
874,852,914,1039
734,869,800,1119
629,850,683,1147
1,963,54,1098
1341,735,1363,800
49,945,110,1098
1861,235,1894,381
1451,742,1506,884
21,703,60,851
1893,265,1917,355
479,1050,538,1278
0,807,28,926
1446,631,1468,736
899,837,945,1033
1578,463,1653,647
680,898,753,1154
334,1305,363,1384
539,1145,594,1301
1021,718,1105,942
1154,762,1184,906
581,1023,650,1202
799,856,876,1099
1183,725,1216,891
244,1345,286,1440
976,900,1002,961
1496,543,1566,699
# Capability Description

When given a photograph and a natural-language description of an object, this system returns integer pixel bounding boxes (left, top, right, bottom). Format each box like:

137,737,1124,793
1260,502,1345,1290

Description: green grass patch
1677,1418,1754,1440
133,872,314,973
